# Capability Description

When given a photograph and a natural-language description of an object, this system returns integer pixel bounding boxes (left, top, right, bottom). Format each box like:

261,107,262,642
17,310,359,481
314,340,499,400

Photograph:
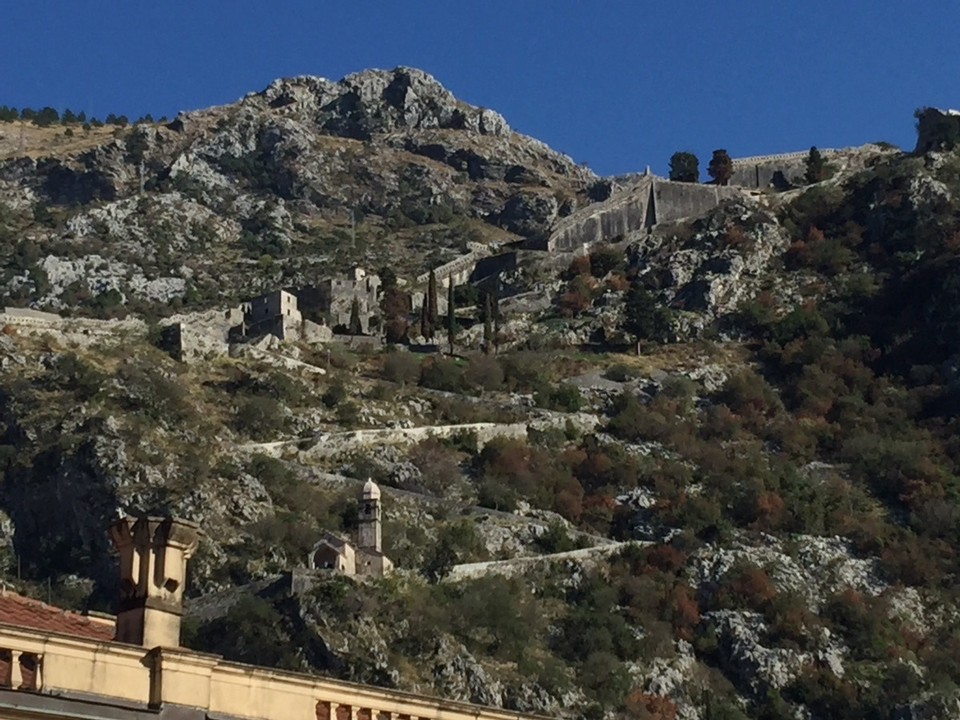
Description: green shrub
535,382,583,412
186,595,301,670
235,396,285,440
419,356,463,392
462,355,504,393
321,381,347,408
381,351,421,385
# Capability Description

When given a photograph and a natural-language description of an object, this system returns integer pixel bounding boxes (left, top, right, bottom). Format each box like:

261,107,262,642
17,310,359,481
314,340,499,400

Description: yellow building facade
0,515,545,720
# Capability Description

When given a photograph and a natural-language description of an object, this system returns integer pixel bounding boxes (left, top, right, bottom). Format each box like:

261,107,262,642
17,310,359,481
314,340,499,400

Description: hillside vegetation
0,71,958,719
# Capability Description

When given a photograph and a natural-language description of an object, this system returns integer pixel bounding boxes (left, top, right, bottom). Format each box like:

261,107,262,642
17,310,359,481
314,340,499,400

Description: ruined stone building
239,289,331,343
914,107,960,153
0,512,533,720
241,289,302,340
309,479,393,577
314,268,382,334
160,289,332,362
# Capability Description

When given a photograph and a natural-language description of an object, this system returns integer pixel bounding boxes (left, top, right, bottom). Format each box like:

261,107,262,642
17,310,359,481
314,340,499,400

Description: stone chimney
108,516,201,648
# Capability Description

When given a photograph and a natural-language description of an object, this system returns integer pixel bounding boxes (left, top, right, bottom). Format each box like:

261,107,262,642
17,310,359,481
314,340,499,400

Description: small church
308,479,393,577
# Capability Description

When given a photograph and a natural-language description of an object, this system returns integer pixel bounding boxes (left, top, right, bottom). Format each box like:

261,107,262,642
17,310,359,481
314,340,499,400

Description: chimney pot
109,515,201,648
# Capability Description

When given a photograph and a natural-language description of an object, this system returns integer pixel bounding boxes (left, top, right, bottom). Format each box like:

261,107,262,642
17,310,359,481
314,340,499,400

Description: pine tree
446,279,457,354
669,151,699,183
348,297,363,335
707,149,733,186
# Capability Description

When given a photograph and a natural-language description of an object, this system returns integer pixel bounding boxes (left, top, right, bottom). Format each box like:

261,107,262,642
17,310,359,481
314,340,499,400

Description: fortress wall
731,150,815,166
653,181,742,224
546,180,653,252
729,149,840,189
0,309,145,337
2,307,63,322
729,159,807,189
416,249,488,286
302,422,529,458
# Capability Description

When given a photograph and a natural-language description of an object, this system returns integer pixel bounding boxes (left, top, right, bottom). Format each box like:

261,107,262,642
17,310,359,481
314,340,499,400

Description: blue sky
2,1,958,176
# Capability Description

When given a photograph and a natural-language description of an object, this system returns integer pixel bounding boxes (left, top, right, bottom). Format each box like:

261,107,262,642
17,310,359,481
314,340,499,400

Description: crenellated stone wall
729,151,824,189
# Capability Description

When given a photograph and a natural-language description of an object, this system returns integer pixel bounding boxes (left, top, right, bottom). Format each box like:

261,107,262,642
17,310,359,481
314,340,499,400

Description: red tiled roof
0,591,115,642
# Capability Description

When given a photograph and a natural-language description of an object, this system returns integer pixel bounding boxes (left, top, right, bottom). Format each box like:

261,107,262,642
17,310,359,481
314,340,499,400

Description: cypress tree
804,146,830,184
348,297,363,335
419,298,432,340
483,293,494,353
427,269,439,330
492,292,501,353
446,279,457,354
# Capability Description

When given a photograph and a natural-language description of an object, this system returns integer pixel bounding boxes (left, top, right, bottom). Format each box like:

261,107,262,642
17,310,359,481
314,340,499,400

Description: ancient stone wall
325,271,381,333
543,178,745,253
0,307,145,338
729,149,838,189
653,181,742,224
546,177,654,252
297,422,529,459
245,290,302,339
416,250,488,288
159,307,243,362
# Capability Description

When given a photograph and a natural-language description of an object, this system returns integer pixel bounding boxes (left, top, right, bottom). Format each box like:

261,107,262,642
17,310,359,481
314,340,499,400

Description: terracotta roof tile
0,591,115,642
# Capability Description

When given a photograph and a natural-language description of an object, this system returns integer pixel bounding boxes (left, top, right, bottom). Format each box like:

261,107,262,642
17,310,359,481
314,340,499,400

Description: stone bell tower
357,479,382,552
108,515,201,648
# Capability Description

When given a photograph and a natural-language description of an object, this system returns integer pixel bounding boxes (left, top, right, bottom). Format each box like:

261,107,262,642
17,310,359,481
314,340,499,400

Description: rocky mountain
0,67,595,314
0,72,960,720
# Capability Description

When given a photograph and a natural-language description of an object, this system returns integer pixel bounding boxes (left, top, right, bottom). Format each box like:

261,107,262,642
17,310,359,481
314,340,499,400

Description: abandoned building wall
159,307,243,362
321,271,381,333
245,290,302,338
